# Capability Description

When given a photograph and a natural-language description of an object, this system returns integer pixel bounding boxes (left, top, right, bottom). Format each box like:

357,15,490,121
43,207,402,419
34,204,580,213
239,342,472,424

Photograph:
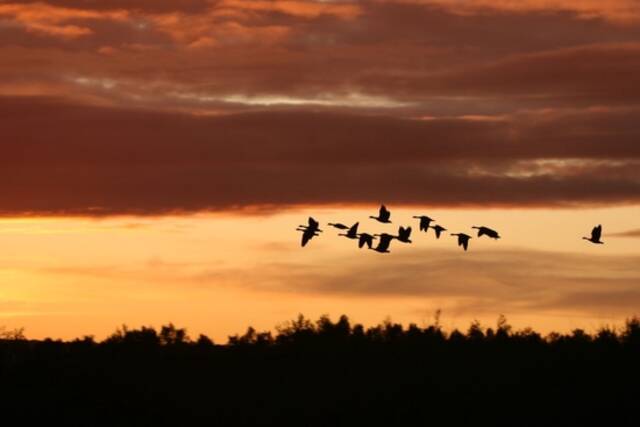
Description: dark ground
1,315,638,426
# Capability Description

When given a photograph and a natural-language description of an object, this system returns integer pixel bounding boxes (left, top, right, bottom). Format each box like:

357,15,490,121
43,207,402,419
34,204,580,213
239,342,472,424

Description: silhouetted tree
2,314,639,426
0,326,25,340
196,334,215,348
467,320,485,342
104,324,159,347
496,314,512,340
159,323,190,345
622,316,640,349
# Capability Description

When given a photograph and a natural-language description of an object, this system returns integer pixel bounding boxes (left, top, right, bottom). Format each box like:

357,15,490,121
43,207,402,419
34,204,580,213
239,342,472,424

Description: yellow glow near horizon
0,205,639,342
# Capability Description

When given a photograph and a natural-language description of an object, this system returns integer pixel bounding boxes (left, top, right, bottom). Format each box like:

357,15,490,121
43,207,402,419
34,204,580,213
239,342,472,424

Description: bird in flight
451,233,472,251
413,215,435,232
396,226,412,243
430,224,447,239
296,217,323,247
328,222,350,230
370,233,395,253
357,233,376,249
339,222,360,240
370,205,392,223
472,226,501,240
583,225,604,244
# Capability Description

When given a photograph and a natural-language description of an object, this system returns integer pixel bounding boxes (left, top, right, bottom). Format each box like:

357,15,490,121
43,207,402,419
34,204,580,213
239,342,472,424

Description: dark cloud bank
2,96,640,215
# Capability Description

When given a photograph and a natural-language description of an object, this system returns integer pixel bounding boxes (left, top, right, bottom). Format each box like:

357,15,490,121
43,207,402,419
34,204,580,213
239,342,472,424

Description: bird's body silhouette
370,233,395,253
328,223,350,230
370,205,392,223
451,233,472,251
583,225,604,244
430,225,447,239
357,233,376,249
339,222,360,239
472,226,501,239
413,216,434,232
296,217,323,247
396,226,412,243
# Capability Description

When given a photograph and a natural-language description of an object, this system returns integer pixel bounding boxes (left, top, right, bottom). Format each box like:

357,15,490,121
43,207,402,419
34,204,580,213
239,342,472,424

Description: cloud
0,3,128,39
2,1,640,116
608,229,640,238
2,2,640,215
426,0,640,24
194,247,640,316
1,96,639,215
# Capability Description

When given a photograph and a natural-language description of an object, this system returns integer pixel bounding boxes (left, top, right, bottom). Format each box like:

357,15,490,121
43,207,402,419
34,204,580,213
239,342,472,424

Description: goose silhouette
396,226,412,243
339,222,360,240
472,226,500,239
583,225,604,244
413,215,434,232
370,233,395,253
370,205,391,223
430,224,447,239
328,223,350,230
357,233,376,249
451,233,472,251
296,217,323,247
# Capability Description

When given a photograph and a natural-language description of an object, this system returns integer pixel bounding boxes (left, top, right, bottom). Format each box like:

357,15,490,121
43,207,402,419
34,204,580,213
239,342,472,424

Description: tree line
1,314,638,425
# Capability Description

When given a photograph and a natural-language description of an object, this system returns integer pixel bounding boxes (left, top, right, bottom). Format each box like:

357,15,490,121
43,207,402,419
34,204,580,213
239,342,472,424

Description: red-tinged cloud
1,96,640,215
0,3,128,39
2,1,640,214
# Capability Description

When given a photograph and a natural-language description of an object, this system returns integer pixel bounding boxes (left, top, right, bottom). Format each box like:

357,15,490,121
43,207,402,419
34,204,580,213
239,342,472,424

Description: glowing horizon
1,0,639,341
1,206,638,342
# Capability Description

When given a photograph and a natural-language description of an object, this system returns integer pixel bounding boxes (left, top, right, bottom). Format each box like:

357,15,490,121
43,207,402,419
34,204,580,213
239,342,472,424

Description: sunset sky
1,0,639,341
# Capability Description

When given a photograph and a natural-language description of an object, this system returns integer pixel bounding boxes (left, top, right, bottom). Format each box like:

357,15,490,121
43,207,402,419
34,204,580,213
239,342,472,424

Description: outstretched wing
358,234,372,249
592,225,602,241
308,217,319,228
377,234,393,251
462,238,469,251
477,227,487,237
380,205,390,221
348,222,359,236
301,229,315,247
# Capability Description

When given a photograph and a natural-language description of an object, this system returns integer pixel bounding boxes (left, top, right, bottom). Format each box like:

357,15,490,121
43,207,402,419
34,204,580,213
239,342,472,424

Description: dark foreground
1,315,639,426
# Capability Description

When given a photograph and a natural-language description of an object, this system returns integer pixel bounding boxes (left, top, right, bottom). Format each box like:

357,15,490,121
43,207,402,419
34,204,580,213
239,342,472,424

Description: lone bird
296,217,322,247
430,224,447,239
328,222,350,230
370,233,395,253
413,215,435,232
451,233,472,251
370,205,392,224
472,226,501,240
583,225,604,244
357,233,376,249
396,226,412,243
339,222,360,240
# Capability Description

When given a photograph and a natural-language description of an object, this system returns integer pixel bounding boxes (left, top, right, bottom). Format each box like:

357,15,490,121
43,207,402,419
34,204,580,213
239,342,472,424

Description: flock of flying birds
296,205,605,253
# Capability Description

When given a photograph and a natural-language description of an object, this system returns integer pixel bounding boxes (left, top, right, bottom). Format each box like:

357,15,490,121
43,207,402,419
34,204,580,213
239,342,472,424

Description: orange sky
1,1,639,340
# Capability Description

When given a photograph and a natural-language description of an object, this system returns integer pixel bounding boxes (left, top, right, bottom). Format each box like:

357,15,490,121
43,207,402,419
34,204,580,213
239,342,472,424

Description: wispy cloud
608,228,640,238
192,248,640,316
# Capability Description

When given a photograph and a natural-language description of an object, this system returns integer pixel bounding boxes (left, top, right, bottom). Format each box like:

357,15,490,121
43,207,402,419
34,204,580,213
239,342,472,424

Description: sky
1,0,639,341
